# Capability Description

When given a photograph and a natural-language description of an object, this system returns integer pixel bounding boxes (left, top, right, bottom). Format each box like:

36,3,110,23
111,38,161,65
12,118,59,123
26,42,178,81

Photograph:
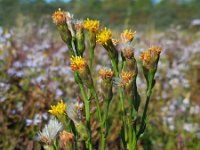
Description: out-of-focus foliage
1,0,200,29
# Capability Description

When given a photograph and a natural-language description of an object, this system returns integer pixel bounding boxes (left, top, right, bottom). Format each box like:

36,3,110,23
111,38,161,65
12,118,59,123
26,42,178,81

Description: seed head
37,117,63,145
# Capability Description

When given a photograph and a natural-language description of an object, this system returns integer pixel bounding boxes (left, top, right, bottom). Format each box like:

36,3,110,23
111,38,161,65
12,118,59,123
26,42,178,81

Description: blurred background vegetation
1,0,200,30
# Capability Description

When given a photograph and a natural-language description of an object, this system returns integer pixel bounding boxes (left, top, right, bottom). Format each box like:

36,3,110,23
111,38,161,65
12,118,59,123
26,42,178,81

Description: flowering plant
37,8,162,150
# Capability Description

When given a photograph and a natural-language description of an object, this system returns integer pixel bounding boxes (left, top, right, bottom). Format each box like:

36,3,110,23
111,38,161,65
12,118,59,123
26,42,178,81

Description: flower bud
74,20,85,56
99,68,114,101
52,9,73,54
140,46,162,91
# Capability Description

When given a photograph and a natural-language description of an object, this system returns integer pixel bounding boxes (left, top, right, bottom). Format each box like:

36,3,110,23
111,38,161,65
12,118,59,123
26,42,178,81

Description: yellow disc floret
96,28,112,45
84,18,100,32
121,29,136,43
49,100,66,117
70,56,87,71
52,8,66,25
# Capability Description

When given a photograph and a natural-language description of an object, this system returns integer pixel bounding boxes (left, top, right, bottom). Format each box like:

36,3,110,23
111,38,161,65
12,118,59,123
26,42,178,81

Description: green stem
79,83,92,150
111,58,127,149
89,47,94,71
101,100,111,150
91,86,105,149
111,59,119,76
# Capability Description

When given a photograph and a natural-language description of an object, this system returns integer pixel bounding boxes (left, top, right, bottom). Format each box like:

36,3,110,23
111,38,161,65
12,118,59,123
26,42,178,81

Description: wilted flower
96,28,112,45
84,18,100,32
66,101,82,124
52,8,66,25
48,100,66,118
121,29,136,43
74,20,84,31
121,44,134,59
70,56,87,71
37,117,63,145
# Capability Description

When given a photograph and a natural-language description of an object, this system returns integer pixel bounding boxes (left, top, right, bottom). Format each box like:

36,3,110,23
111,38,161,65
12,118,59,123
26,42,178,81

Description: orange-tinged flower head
99,68,114,80
140,50,151,63
121,29,136,43
148,46,162,54
121,71,135,84
48,100,66,117
96,27,112,45
59,130,74,145
52,8,66,25
70,56,87,71
84,18,100,32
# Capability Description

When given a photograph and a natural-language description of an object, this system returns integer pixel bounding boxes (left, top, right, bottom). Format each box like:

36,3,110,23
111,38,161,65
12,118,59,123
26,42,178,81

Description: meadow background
0,0,200,149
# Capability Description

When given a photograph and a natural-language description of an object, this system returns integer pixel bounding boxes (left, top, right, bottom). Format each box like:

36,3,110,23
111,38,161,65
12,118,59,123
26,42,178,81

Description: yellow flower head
70,56,87,71
140,50,151,63
121,29,136,43
49,100,66,117
84,18,100,32
96,28,112,45
121,71,134,84
52,8,66,25
99,68,114,80
148,46,162,54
